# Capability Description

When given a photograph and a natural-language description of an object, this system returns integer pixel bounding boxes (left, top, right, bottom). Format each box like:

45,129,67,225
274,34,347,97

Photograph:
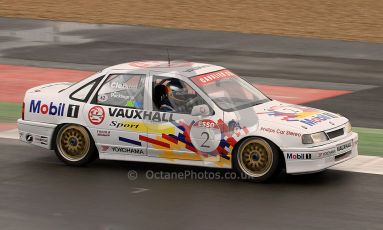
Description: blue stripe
171,121,185,131
219,139,230,148
119,137,142,146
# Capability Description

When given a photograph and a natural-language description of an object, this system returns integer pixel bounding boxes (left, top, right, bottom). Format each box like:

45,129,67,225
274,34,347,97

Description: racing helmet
166,79,188,102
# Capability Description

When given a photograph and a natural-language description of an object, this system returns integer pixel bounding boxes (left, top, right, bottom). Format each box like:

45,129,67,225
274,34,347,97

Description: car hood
253,100,348,133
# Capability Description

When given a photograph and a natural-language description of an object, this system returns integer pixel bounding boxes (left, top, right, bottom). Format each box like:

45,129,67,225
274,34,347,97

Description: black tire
54,124,97,166
233,137,281,182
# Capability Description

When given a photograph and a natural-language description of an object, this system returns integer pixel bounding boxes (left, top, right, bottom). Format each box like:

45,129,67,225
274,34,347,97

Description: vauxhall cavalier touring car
18,61,358,182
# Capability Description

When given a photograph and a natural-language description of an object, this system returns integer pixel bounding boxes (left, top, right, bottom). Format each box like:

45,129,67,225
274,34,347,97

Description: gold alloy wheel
238,139,273,177
57,125,90,162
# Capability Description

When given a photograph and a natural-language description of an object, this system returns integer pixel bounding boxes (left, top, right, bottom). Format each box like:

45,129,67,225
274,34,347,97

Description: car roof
103,60,225,78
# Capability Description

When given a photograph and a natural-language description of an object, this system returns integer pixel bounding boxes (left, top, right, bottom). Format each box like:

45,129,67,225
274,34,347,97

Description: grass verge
353,127,383,157
0,102,21,123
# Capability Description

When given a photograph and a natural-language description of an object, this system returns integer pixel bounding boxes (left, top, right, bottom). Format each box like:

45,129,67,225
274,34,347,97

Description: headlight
302,132,329,144
344,121,352,133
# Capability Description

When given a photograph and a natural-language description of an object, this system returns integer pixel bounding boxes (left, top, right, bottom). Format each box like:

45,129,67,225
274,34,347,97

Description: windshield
191,69,270,111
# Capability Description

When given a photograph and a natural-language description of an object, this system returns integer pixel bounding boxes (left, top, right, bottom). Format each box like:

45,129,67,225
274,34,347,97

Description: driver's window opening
152,76,210,115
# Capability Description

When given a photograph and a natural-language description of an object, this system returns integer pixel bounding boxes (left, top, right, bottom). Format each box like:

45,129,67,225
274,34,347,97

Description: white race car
18,61,358,182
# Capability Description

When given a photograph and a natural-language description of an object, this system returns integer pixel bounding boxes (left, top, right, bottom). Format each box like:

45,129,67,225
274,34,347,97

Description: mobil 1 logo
67,104,80,118
29,100,79,118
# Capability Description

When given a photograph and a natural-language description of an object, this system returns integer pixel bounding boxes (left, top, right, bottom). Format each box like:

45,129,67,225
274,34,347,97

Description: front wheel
233,137,281,182
54,124,97,166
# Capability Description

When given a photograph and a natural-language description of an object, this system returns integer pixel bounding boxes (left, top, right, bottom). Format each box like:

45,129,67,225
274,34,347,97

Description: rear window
95,74,146,109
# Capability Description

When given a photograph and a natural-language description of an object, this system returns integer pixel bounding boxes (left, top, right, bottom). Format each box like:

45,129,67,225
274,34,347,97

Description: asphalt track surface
1,139,382,230
0,18,382,229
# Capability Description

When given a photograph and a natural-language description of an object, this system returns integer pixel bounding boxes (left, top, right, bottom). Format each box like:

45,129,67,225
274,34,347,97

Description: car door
83,70,149,160
146,72,225,163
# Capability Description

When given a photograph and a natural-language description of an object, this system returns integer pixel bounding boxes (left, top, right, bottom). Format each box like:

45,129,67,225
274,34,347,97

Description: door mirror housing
191,104,210,116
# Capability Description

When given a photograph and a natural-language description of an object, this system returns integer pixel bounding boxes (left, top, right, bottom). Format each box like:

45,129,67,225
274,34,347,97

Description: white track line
0,128,19,139
330,155,383,175
0,128,381,175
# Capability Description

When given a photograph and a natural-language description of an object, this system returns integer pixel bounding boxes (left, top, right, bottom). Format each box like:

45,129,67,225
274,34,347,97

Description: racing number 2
190,119,220,152
201,132,210,148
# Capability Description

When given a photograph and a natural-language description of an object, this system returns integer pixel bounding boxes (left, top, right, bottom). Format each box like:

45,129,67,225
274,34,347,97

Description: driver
166,79,189,112
153,79,190,113
153,85,175,112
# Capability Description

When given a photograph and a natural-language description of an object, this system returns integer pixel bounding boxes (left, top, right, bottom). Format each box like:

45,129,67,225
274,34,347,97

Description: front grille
335,150,351,161
327,128,344,139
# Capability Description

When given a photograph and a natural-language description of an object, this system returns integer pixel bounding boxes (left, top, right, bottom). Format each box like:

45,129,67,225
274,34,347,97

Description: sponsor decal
25,133,33,143
190,119,221,152
100,145,110,152
260,127,301,137
29,100,79,118
337,141,352,154
192,69,238,87
193,119,218,129
110,121,140,130
317,148,337,158
67,104,80,118
110,146,145,155
98,94,108,102
285,130,302,137
110,121,175,134
97,130,110,137
257,105,338,126
230,122,241,135
109,108,175,122
300,112,339,126
126,100,142,108
88,106,105,125
111,92,131,100
286,153,312,160
227,120,249,137
101,144,146,155
110,82,138,89
29,100,65,116
35,135,48,145
131,118,237,163
110,118,246,166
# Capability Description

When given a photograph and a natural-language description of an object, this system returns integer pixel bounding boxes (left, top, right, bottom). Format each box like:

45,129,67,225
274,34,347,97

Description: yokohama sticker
88,106,105,125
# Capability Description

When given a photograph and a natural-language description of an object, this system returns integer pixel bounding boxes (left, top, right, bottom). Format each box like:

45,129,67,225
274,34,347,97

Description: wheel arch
52,122,97,152
231,135,286,170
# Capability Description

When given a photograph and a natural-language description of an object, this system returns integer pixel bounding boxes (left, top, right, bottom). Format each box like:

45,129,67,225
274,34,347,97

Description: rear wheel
233,137,281,182
54,124,97,166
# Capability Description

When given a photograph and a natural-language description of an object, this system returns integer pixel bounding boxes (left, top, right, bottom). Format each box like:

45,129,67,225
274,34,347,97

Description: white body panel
17,61,358,173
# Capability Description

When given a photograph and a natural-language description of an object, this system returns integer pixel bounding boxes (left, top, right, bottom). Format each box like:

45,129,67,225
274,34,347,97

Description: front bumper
17,119,57,149
281,132,358,174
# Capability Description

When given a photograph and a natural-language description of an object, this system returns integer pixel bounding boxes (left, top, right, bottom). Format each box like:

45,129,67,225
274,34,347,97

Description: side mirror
191,104,210,116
